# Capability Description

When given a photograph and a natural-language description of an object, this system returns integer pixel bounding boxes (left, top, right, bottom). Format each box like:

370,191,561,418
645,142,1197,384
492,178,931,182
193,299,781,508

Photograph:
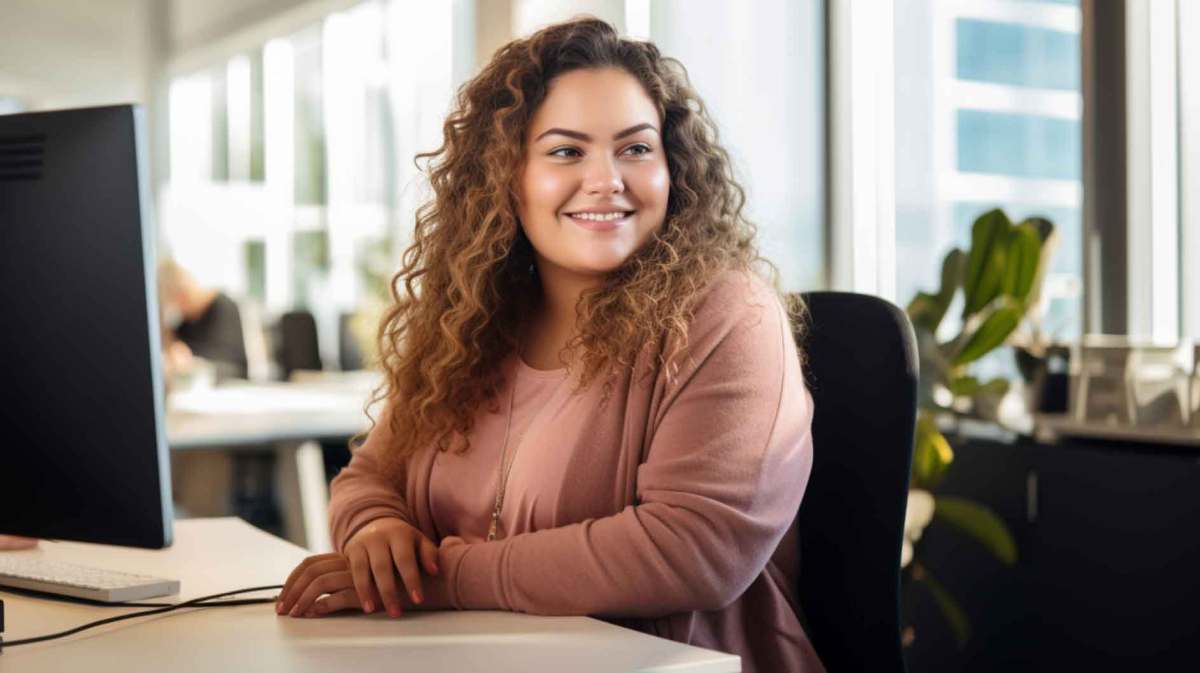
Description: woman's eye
623,144,651,156
550,147,581,158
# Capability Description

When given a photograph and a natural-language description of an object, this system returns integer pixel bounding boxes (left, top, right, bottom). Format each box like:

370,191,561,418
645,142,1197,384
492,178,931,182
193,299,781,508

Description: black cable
0,584,283,650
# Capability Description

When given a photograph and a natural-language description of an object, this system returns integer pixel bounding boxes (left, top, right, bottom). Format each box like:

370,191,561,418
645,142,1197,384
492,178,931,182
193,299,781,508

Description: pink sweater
328,270,825,673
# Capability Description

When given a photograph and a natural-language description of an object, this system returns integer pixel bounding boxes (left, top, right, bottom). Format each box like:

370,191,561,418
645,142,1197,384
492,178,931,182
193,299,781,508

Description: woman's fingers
368,543,405,617
389,538,423,605
345,545,379,614
288,570,353,617
310,588,361,616
277,555,345,615
419,536,440,577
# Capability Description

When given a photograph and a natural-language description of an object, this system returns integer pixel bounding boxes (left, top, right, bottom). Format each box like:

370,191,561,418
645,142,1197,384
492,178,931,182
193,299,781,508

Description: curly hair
368,16,800,475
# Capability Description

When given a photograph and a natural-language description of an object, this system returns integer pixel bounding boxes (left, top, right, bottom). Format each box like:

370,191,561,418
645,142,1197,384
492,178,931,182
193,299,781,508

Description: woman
276,17,824,673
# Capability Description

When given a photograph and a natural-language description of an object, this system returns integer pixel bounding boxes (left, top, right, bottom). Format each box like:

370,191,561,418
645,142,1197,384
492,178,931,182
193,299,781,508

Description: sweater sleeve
438,276,815,617
328,403,417,552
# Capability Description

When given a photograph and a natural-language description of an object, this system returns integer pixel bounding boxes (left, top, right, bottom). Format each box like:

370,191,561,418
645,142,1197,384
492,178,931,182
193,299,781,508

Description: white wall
170,0,315,53
512,0,625,36
0,0,156,110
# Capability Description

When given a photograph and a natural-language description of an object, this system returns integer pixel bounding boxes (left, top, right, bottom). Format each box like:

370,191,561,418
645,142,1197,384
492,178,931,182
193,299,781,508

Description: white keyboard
0,556,180,603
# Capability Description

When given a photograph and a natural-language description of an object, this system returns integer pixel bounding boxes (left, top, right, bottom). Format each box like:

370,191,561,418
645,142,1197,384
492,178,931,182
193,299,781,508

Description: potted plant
902,208,1057,647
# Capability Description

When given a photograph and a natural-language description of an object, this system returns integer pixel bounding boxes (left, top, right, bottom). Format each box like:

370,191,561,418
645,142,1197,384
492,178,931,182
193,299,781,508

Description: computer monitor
0,104,173,549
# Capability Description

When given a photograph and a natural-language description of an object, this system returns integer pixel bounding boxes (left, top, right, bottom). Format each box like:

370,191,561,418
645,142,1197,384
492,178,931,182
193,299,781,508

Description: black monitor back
0,104,173,548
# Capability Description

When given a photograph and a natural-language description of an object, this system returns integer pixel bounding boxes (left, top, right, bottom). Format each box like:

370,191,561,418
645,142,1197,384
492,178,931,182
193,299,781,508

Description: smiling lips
564,210,635,231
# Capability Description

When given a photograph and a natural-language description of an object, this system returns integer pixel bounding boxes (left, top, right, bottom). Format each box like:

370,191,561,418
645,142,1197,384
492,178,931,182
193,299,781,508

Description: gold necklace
487,367,519,542
487,340,567,541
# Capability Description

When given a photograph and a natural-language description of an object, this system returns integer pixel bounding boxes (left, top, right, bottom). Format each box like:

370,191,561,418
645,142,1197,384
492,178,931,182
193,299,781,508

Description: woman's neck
523,260,602,370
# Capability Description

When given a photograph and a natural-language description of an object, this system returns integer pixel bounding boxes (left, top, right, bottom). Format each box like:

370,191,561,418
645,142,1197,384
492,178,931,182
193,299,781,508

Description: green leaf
932,248,966,328
1022,215,1055,243
935,496,1018,565
952,304,1023,366
1002,223,1042,303
962,209,1010,319
947,375,981,396
939,248,967,298
1017,217,1058,310
978,377,1010,397
918,565,971,648
912,411,954,489
908,248,967,333
907,292,944,332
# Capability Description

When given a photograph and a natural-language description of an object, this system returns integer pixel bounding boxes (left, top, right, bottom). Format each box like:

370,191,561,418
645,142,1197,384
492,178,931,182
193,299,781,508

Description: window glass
956,19,1079,90
895,0,1082,348
956,110,1080,180
650,0,826,291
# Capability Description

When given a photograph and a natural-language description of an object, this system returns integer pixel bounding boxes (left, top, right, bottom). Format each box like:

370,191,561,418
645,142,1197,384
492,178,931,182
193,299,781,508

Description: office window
648,0,826,291
956,110,1079,180
895,0,1082,344
165,0,464,366
1182,0,1200,339
955,18,1078,90
293,26,327,207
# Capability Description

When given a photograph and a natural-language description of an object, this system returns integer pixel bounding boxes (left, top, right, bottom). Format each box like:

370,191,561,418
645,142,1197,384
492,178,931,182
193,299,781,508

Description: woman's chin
577,254,636,276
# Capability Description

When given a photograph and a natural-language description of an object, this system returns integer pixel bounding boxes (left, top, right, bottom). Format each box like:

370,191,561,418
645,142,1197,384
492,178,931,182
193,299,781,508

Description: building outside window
895,0,1083,355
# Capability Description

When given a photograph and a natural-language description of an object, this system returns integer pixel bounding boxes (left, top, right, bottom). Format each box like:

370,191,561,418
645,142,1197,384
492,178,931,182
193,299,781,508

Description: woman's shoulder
687,268,788,337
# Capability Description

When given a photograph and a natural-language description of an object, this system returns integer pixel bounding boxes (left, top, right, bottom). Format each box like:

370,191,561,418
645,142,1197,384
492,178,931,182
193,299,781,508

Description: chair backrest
277,310,323,379
792,291,917,673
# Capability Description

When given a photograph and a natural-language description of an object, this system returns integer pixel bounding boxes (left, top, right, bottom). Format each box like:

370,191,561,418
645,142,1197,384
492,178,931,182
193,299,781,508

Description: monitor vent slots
0,132,46,182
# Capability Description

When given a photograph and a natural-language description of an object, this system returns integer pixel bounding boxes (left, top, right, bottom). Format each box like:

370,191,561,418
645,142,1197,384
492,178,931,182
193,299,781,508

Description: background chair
276,310,323,380
792,291,918,673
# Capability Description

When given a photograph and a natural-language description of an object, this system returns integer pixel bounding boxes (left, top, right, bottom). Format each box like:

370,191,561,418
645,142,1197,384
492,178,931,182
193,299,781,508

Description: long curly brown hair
369,17,800,474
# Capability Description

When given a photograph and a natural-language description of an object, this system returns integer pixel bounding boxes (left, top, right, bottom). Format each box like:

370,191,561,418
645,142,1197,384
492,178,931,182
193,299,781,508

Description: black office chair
277,310,323,379
792,291,918,673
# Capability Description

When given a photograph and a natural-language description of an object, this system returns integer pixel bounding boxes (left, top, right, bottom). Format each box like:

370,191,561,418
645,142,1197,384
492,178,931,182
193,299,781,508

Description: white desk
166,377,377,552
0,518,740,673
167,376,376,449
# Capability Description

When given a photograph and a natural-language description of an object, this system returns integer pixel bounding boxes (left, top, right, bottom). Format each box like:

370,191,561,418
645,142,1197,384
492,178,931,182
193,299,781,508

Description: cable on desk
0,584,283,651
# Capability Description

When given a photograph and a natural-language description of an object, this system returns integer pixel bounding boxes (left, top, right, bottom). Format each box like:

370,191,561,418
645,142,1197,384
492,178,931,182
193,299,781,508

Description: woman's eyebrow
534,123,659,143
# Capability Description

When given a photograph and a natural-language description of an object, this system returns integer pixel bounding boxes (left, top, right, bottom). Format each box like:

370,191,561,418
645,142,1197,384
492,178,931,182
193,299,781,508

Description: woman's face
517,67,670,282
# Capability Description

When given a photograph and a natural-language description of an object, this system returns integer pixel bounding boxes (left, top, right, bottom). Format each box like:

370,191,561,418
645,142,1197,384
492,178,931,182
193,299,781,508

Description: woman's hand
277,516,440,618
276,553,380,617
343,517,440,616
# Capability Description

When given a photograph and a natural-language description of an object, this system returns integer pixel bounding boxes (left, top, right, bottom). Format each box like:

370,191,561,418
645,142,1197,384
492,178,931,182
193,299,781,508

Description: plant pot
1015,345,1070,414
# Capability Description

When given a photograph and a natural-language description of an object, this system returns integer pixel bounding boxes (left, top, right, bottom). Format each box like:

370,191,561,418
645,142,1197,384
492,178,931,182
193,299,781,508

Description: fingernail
363,599,374,613
411,589,423,604
432,564,439,575
388,606,402,618
290,606,300,617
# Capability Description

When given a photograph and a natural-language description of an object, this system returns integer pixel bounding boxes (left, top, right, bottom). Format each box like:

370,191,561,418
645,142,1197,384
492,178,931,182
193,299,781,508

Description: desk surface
0,518,739,673
1034,413,1200,448
167,378,376,449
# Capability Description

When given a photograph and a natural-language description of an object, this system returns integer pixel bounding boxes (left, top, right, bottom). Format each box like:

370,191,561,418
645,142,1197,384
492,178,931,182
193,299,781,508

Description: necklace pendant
487,514,499,542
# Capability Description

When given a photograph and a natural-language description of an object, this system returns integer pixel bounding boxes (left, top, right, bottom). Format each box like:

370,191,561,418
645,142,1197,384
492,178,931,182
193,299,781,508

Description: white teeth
570,211,628,222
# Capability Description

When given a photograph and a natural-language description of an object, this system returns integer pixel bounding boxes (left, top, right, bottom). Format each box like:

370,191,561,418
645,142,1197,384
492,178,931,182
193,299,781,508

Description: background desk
166,376,376,552
0,518,740,673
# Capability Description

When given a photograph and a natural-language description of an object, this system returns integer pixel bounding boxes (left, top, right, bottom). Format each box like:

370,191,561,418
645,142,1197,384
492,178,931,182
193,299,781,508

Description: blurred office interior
2,0,1198,669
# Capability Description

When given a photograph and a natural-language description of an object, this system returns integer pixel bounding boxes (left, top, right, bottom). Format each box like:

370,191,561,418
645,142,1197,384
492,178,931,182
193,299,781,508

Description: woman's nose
583,156,624,195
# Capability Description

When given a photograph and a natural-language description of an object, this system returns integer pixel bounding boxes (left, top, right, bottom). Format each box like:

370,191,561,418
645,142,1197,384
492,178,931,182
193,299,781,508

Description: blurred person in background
158,258,248,383
158,259,250,521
